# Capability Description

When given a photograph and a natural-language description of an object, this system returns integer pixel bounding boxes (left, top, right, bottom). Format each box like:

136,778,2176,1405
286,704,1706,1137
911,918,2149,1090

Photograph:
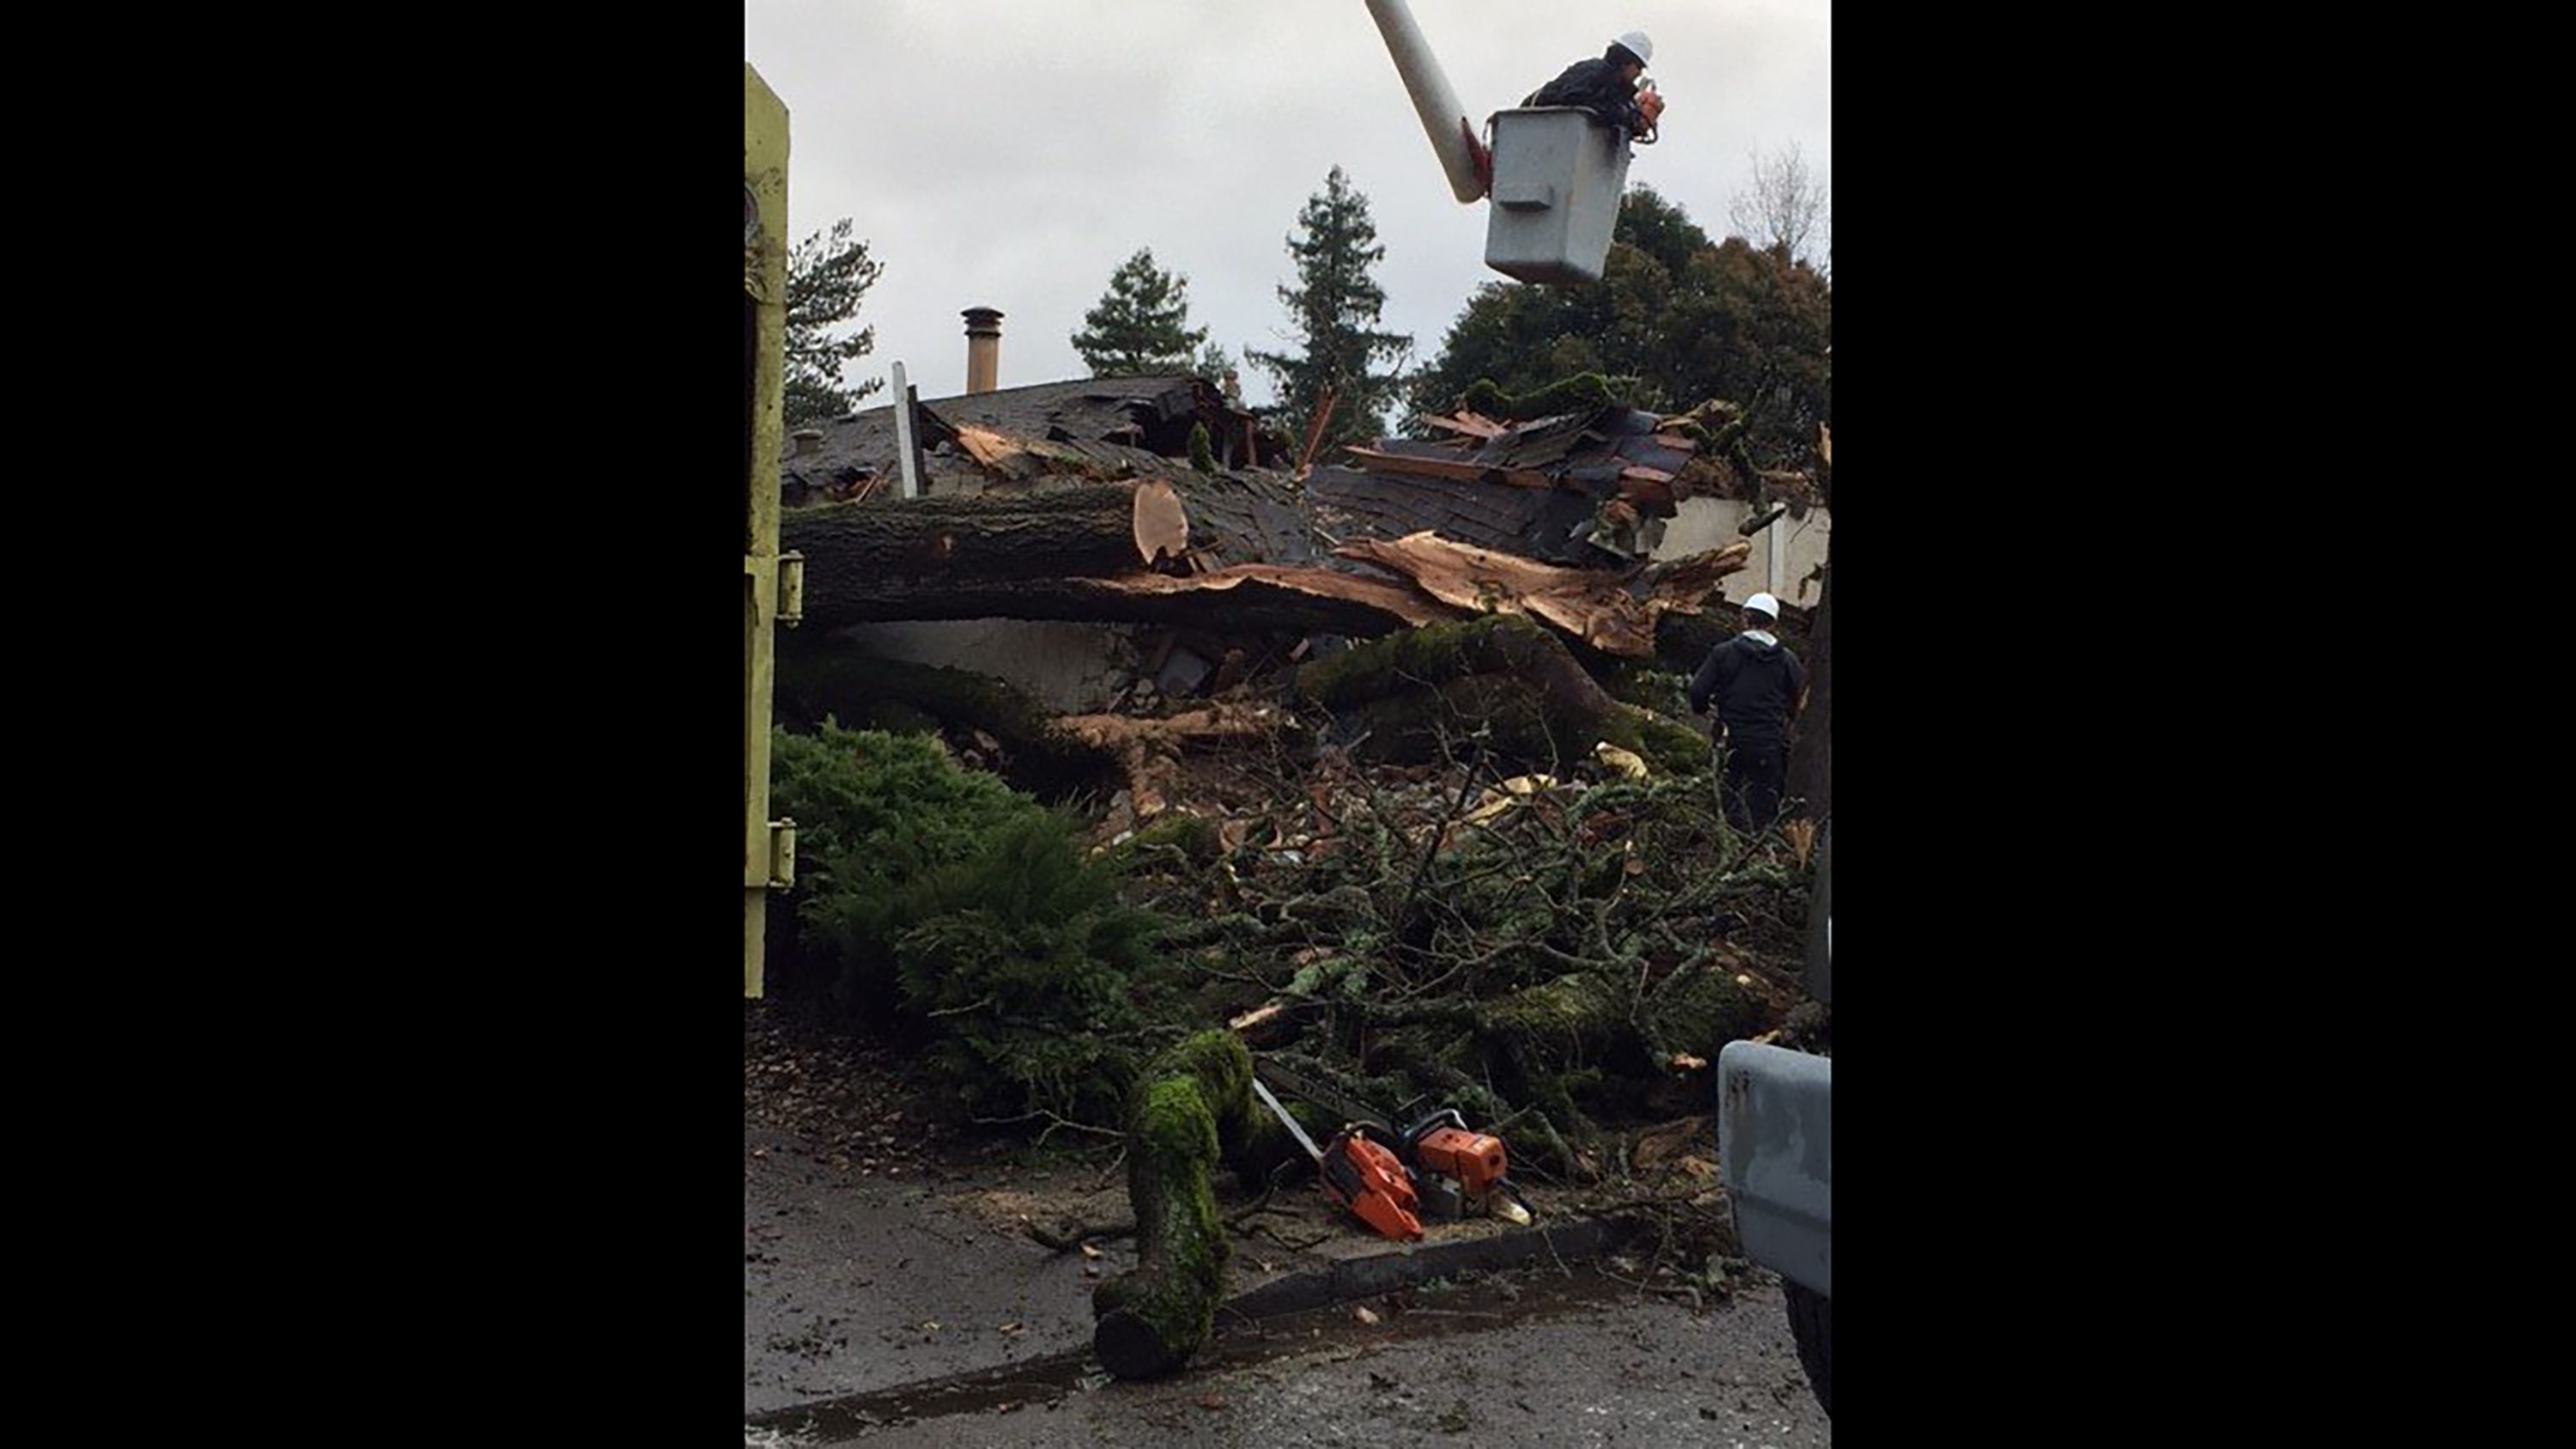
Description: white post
1364,0,1487,203
890,361,920,499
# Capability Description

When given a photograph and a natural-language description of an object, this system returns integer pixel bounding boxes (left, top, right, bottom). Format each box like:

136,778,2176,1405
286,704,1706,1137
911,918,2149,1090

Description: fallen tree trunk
782,480,1189,628
787,559,1445,636
1294,615,1710,776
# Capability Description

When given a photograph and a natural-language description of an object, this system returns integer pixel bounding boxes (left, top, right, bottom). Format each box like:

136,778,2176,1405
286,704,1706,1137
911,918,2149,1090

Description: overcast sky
746,1,1830,410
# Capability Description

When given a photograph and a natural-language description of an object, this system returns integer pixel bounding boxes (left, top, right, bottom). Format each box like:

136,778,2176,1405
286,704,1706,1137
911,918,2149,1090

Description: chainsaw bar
1252,1059,1394,1136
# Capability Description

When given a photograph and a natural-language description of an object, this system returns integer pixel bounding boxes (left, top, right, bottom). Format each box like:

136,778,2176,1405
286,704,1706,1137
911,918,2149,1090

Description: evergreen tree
1071,248,1208,376
1409,186,1828,472
784,219,886,427
1249,167,1413,453
1195,342,1239,390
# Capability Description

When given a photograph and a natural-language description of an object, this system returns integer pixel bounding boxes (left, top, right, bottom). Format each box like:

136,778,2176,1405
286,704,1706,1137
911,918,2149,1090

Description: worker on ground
1527,29,1662,139
1688,592,1805,833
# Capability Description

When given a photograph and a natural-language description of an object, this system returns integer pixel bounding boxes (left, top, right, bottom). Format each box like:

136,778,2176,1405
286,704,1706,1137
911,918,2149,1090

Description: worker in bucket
1687,593,1806,833
1526,29,1663,139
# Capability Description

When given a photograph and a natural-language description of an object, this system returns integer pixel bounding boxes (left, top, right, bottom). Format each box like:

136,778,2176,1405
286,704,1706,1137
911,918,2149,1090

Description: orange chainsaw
1249,1075,1423,1241
1251,1062,1533,1235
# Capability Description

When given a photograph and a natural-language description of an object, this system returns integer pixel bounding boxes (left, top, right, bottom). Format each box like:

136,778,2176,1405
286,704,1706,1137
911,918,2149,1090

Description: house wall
830,619,1133,713
1652,498,1833,608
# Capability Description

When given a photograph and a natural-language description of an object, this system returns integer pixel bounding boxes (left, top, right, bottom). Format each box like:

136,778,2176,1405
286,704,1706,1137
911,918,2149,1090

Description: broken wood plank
1616,465,1682,510
1421,412,1510,441
952,423,1048,481
1343,447,1556,490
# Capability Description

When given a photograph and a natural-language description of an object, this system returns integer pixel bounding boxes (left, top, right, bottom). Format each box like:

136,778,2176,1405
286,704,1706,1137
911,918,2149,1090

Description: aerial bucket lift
1364,0,1637,286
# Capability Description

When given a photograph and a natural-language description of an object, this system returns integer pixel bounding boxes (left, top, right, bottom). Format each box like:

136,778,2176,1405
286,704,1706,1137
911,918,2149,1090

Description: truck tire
1783,1279,1831,1416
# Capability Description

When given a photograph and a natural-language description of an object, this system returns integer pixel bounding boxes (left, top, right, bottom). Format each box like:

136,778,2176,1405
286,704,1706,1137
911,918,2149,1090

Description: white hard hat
1615,30,1654,64
1744,592,1781,618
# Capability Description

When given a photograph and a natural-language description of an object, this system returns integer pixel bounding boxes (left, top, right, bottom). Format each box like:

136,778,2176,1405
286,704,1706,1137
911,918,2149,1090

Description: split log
782,480,1190,629
1334,532,1751,659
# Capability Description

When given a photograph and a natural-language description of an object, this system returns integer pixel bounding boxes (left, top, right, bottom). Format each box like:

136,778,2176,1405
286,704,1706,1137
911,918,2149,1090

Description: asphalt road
750,1273,1827,1447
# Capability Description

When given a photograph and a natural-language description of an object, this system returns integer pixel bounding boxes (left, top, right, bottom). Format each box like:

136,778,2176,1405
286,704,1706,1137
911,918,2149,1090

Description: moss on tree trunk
1295,615,1708,776
1478,965,1767,1118
1092,1032,1266,1380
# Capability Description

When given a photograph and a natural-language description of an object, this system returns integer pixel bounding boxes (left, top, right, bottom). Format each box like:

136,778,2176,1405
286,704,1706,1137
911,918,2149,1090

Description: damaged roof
781,376,1283,505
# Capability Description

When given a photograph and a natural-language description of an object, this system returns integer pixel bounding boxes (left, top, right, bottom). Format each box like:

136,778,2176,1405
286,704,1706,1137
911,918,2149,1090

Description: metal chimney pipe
1364,0,1488,203
963,307,1004,395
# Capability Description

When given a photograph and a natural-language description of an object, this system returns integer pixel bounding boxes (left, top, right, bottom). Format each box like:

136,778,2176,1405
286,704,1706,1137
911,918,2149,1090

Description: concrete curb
1224,1212,1641,1319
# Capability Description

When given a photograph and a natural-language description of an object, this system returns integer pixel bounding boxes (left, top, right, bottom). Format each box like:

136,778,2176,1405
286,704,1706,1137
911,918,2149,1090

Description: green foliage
1072,248,1209,377
768,724,1163,1123
1410,186,1830,472
1188,421,1216,472
1249,167,1413,453
1456,371,1625,421
1194,343,1238,387
784,219,886,427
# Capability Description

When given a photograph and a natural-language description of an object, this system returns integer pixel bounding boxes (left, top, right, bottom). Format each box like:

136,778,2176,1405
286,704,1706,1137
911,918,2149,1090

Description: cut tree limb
1057,702,1303,818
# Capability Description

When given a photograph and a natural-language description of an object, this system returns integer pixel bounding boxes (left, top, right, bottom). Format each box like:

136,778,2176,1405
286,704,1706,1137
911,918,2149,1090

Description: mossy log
1294,615,1709,776
1092,1032,1297,1380
1478,965,1768,1112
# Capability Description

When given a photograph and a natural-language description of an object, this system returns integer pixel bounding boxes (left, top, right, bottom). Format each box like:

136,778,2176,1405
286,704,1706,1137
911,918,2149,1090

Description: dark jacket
1527,58,1643,133
1688,632,1805,751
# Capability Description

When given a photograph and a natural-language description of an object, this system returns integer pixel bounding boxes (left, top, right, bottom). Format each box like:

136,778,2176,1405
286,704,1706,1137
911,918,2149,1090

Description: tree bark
1785,559,1831,822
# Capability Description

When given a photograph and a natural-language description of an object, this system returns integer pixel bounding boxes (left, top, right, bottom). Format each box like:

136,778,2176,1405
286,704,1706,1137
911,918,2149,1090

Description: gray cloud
748,0,1830,409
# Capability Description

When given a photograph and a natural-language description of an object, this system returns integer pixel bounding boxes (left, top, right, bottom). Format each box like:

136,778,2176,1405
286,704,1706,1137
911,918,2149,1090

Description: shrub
769,723,1163,1122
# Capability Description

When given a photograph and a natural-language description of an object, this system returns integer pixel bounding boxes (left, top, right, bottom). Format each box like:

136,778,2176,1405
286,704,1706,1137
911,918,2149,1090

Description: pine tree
784,219,886,427
1071,248,1208,376
1249,167,1413,454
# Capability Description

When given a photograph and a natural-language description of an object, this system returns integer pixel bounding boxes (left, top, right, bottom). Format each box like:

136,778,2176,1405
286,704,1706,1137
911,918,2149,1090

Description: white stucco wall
1651,498,1832,608
831,620,1133,712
